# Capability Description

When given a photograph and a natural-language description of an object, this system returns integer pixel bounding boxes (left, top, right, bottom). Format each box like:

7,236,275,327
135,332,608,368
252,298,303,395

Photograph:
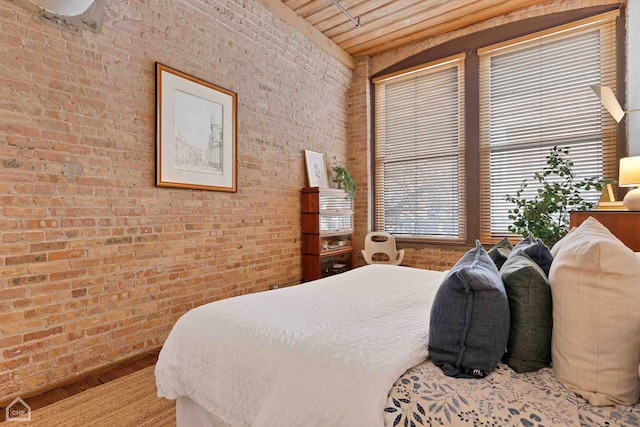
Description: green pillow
487,238,513,270
500,250,552,373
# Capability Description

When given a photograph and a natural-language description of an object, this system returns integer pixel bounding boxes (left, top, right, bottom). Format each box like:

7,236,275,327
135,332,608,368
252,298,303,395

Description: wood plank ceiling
281,0,552,58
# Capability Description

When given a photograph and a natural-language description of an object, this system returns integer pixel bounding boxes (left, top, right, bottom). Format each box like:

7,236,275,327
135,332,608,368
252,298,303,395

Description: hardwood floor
0,350,159,422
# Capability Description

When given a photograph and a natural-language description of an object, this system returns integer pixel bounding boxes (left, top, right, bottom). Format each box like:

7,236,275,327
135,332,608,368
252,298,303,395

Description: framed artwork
304,150,328,188
156,63,237,192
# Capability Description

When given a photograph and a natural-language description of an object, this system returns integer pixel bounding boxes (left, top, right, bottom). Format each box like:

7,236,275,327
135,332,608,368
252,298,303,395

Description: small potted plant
332,157,357,199
505,146,611,247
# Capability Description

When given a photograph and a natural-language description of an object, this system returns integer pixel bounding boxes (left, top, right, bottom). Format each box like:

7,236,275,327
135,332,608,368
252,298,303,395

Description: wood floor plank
0,351,159,422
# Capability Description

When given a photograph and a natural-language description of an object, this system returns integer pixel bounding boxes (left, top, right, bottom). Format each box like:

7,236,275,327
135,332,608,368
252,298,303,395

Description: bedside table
570,211,640,251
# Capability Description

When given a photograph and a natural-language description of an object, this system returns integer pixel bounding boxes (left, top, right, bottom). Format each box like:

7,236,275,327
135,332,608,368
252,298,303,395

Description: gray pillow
487,238,513,270
512,233,553,276
500,250,552,373
429,240,510,378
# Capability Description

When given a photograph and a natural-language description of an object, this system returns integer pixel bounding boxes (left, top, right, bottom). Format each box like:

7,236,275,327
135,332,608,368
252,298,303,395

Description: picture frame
304,150,329,188
156,63,237,192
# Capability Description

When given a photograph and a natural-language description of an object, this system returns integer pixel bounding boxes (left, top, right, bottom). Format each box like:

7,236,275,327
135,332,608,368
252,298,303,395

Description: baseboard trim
0,346,162,409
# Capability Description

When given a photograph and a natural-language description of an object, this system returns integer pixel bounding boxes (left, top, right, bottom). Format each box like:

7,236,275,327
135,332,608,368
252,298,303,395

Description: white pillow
549,217,640,406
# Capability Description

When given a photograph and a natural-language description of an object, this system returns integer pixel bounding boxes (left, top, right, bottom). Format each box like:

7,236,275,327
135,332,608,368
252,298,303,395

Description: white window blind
373,55,466,240
479,11,619,241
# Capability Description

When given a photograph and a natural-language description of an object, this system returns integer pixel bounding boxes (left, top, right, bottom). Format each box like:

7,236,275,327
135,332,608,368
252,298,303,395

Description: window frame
370,5,626,246
478,11,620,242
372,54,467,242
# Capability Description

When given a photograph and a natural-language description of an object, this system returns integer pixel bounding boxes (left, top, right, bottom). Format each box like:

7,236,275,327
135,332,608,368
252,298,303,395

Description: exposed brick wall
0,0,351,401
347,57,370,266
348,0,622,270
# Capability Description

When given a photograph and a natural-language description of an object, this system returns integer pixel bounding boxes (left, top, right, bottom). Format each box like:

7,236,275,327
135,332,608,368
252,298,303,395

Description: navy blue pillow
429,240,510,378
487,237,513,270
511,233,553,276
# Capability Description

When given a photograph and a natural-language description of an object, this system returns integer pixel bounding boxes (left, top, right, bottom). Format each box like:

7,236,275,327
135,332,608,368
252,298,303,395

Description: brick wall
0,0,351,401
346,57,370,266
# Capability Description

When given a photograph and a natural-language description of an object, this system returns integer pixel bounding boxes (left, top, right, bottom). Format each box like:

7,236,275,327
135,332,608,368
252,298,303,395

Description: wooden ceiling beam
283,0,327,18
282,0,312,11
256,0,354,69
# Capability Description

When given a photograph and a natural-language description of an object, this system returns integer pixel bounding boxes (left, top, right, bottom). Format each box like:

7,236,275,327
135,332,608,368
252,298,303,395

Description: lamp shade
619,156,640,187
619,156,640,211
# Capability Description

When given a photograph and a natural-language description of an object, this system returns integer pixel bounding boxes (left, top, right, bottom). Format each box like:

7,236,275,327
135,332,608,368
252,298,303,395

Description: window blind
373,55,466,240
478,11,619,241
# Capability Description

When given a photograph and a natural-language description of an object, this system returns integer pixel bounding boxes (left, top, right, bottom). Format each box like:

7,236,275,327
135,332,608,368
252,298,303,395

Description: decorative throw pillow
429,240,510,378
487,238,513,270
512,233,553,276
549,217,640,406
500,250,552,373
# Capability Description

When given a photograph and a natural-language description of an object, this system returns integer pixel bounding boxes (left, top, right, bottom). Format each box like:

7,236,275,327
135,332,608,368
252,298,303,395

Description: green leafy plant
505,146,610,247
332,157,357,199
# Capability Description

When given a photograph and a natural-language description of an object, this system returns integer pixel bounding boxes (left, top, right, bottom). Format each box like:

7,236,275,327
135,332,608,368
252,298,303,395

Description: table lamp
619,156,640,211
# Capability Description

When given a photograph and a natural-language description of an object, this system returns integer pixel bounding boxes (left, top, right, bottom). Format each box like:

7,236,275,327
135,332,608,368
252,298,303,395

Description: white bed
156,264,446,427
156,219,640,427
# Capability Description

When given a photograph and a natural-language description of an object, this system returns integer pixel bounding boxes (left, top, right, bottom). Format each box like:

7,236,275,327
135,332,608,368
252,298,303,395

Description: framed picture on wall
304,150,329,188
156,62,237,192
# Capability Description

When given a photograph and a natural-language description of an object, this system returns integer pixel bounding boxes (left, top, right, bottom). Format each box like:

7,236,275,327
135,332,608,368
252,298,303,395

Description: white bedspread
155,264,446,427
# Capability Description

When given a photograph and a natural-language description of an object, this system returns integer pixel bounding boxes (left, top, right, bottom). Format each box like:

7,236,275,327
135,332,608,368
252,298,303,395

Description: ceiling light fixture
330,0,359,27
590,85,640,123
30,0,95,15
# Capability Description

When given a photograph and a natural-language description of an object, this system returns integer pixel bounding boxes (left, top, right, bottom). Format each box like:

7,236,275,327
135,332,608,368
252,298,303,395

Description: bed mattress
156,264,447,427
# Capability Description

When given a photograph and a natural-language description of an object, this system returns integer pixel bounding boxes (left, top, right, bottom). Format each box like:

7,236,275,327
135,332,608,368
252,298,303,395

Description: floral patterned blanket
385,360,640,427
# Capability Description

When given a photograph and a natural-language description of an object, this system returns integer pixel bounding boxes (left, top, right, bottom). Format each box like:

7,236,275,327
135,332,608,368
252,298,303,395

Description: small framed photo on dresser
304,150,328,188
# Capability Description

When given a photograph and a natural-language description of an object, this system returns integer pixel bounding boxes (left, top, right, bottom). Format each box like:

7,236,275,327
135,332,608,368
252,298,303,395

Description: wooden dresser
301,187,354,281
570,210,640,251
